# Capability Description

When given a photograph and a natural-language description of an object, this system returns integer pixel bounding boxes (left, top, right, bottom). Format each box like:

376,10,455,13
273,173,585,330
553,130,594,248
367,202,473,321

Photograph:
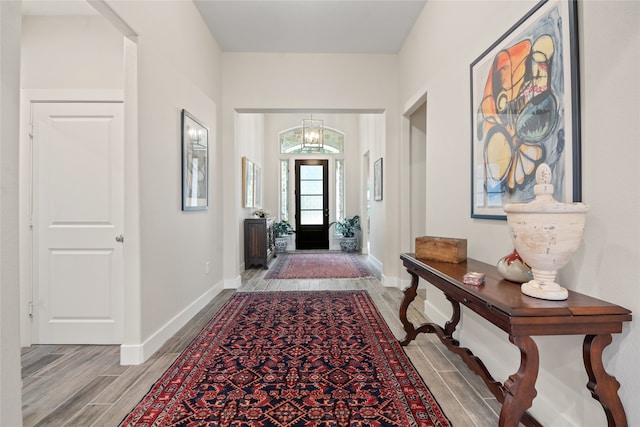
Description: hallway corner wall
106,0,225,361
0,2,23,425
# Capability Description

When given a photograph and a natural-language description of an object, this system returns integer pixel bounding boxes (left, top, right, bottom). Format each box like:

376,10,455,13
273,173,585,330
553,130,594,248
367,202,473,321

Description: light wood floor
22,254,505,426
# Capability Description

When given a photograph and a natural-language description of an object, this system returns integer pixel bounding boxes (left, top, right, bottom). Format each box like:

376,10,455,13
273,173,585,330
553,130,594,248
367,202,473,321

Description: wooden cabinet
244,217,276,269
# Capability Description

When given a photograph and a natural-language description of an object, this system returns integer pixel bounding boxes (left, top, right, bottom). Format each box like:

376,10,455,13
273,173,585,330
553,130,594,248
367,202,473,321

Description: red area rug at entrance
264,252,373,279
120,291,451,427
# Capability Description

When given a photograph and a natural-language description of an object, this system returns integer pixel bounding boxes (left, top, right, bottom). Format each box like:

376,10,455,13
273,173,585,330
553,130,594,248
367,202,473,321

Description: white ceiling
21,0,427,54
21,0,98,16
193,0,427,54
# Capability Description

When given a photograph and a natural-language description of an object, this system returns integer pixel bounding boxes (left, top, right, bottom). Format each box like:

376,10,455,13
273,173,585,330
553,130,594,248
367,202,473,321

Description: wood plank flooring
22,254,504,426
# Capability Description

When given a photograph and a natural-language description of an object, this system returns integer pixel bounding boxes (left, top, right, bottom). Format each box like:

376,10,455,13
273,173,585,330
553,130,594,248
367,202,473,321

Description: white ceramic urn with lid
503,163,589,300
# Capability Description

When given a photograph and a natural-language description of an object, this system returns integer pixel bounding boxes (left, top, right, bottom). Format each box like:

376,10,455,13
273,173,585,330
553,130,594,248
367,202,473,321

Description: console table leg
500,335,539,427
583,334,628,427
399,270,444,346
399,271,420,345
444,295,461,339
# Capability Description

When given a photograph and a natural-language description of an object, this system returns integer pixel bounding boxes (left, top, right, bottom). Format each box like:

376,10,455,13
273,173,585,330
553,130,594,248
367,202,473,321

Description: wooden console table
399,253,632,427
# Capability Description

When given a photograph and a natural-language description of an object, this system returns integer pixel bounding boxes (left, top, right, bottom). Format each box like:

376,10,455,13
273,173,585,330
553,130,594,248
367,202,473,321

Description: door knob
115,235,124,242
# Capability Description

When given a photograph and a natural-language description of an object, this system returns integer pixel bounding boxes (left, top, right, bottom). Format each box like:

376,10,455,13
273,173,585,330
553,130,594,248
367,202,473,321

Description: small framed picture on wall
374,157,383,201
181,109,208,211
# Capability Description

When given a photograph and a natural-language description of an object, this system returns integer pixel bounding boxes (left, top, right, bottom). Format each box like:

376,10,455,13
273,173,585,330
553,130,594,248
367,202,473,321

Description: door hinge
28,302,34,317
29,122,34,138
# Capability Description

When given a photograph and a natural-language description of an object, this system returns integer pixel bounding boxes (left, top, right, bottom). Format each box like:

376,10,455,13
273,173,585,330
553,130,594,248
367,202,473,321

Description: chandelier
302,116,324,150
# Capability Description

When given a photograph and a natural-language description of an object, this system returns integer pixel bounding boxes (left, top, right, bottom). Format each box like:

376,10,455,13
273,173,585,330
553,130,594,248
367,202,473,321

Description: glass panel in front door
299,165,324,225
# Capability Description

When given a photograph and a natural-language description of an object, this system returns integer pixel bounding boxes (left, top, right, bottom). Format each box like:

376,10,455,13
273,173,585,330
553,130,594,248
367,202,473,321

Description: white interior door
32,101,124,344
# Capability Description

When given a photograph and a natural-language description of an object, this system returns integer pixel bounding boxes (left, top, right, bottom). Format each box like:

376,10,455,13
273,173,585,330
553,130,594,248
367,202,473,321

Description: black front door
295,159,329,249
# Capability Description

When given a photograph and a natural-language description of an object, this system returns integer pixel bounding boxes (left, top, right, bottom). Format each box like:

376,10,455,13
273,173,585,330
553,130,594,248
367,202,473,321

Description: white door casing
32,101,124,344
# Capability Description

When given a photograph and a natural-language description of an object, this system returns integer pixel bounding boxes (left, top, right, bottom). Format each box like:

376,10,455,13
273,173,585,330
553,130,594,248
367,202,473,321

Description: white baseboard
368,254,383,273
120,280,224,365
119,344,144,366
424,298,449,325
381,273,399,288
224,275,241,289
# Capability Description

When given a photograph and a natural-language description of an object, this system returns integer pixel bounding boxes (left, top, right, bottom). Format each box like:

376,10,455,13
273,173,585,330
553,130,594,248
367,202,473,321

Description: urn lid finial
536,163,552,184
533,163,554,200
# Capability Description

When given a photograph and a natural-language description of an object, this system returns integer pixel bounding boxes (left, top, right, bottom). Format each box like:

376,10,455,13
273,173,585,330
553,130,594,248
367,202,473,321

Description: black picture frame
470,0,581,219
181,109,209,211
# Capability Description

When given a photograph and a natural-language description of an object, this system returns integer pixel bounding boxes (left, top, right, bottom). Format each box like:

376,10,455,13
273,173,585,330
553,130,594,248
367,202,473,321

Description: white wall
21,15,123,89
398,1,640,425
222,53,398,282
106,1,225,361
0,2,23,425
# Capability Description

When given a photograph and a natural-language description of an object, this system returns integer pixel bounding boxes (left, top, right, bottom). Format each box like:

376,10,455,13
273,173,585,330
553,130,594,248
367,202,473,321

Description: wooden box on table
415,236,467,263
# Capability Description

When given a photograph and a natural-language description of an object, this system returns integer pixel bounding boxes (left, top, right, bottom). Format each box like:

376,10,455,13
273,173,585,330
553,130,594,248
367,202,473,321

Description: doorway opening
295,159,329,249
409,102,427,252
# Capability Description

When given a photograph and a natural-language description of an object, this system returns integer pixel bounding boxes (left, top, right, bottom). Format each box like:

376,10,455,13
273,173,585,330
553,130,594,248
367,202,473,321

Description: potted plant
273,220,295,253
330,215,361,252
252,208,271,218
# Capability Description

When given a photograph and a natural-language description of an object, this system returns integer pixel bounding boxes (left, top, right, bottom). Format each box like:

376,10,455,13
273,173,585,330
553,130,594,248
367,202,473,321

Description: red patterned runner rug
120,291,451,427
264,252,373,279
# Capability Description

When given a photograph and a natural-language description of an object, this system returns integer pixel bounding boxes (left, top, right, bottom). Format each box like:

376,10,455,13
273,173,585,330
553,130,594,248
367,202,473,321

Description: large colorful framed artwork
181,109,209,211
470,0,581,219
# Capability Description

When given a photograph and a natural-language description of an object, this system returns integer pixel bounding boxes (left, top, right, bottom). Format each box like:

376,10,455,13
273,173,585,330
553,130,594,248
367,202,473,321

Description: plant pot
497,248,533,283
339,236,358,252
275,237,289,253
